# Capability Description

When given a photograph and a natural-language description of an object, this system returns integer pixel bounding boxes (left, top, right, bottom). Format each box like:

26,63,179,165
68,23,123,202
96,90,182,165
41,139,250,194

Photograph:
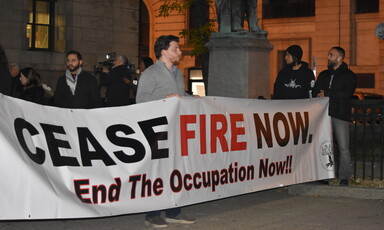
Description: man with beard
136,35,191,103
273,45,315,99
54,50,101,108
136,35,196,228
312,46,357,186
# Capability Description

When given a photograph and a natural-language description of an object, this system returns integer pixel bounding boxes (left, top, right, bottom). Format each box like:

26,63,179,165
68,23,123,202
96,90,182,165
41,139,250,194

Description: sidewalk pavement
1,184,383,230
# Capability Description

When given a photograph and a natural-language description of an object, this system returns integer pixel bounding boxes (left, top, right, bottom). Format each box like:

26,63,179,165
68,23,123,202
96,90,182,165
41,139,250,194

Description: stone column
206,32,273,99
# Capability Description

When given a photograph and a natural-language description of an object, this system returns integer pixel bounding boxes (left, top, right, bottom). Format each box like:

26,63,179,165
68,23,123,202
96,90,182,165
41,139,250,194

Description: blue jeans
146,207,181,219
332,117,351,180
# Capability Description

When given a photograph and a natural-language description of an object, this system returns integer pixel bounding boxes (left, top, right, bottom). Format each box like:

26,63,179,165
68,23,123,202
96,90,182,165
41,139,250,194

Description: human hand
166,94,180,98
317,90,325,98
102,66,109,73
122,78,130,84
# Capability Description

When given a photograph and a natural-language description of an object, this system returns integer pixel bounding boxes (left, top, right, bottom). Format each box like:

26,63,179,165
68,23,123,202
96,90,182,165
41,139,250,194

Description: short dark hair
154,35,180,59
66,50,83,60
141,56,154,69
330,46,345,59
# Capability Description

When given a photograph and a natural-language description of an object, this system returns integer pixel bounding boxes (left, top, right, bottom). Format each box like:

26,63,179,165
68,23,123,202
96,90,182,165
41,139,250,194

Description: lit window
188,68,206,97
27,0,54,50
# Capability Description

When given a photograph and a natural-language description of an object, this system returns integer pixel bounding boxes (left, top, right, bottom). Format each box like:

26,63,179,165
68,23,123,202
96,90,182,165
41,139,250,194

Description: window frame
27,0,55,51
356,0,379,14
262,0,315,19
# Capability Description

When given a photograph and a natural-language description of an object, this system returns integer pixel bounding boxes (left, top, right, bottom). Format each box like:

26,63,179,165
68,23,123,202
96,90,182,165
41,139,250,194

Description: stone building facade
263,0,384,96
1,0,384,96
1,0,140,90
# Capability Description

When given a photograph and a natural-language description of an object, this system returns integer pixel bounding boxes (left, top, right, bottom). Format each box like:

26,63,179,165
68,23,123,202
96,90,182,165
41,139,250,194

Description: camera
94,53,116,73
94,52,136,74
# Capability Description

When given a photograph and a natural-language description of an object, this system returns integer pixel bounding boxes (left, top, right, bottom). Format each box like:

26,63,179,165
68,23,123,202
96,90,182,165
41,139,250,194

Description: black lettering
92,184,107,204
40,123,80,166
129,175,141,199
74,179,92,204
14,118,45,164
138,116,169,159
78,127,116,166
170,170,182,192
106,124,146,163
108,178,122,202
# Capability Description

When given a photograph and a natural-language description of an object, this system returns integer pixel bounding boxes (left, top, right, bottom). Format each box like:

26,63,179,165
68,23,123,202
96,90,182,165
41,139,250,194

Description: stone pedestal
207,32,273,99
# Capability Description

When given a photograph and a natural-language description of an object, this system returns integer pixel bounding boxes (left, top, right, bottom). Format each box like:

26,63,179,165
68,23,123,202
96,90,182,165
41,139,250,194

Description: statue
216,0,262,33
375,23,384,40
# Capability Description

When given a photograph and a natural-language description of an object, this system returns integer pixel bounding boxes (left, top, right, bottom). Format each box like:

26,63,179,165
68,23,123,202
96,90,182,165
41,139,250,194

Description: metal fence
348,99,384,180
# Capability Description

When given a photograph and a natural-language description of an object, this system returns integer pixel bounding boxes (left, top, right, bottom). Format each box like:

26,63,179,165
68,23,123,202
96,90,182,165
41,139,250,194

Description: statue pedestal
207,32,273,99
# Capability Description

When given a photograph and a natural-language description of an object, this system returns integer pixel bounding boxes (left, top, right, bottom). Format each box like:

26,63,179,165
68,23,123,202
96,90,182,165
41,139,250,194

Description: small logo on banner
320,140,334,171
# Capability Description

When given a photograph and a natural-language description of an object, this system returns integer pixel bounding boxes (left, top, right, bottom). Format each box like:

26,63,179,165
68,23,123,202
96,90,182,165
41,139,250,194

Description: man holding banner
313,46,356,186
136,35,196,228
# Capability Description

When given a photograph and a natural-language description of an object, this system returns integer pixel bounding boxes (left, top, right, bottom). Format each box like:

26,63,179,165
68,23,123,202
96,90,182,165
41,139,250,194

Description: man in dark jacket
273,45,315,99
312,46,357,186
100,54,133,107
54,50,101,109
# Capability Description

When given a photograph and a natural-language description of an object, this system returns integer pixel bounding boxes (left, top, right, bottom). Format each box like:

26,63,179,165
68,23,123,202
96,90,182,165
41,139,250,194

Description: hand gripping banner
0,95,334,219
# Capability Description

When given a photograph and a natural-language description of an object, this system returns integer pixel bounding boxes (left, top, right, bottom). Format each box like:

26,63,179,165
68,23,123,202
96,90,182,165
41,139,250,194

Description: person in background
19,67,45,104
54,50,101,109
139,56,154,73
0,43,11,95
100,54,133,107
136,35,196,228
312,46,357,186
273,45,315,99
128,56,154,104
8,63,23,98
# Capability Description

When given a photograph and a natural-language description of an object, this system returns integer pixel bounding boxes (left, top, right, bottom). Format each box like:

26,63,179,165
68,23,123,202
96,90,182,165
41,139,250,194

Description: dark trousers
146,207,181,219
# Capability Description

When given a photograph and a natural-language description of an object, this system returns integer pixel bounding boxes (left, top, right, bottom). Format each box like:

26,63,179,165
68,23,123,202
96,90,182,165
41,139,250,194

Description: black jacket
100,65,133,107
273,61,315,99
10,73,23,98
312,62,357,121
54,70,101,109
21,86,45,105
0,65,11,96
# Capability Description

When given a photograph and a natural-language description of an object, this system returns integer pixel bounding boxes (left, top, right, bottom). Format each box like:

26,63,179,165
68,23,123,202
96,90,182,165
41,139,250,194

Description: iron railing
349,99,384,180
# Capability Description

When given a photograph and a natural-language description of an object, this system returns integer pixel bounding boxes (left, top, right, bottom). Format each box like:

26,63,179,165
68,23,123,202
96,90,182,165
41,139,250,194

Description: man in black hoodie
273,45,315,99
312,46,357,186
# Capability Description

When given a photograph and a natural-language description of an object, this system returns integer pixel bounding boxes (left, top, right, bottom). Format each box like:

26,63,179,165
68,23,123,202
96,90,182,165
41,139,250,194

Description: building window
262,0,315,19
27,0,54,50
356,73,375,88
356,0,379,14
188,67,205,96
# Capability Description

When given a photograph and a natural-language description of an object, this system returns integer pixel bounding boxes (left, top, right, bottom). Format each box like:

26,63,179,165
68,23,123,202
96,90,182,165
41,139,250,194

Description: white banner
0,95,334,219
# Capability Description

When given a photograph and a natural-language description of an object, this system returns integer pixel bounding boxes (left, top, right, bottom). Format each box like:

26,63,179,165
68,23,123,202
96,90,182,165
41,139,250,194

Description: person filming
100,54,133,107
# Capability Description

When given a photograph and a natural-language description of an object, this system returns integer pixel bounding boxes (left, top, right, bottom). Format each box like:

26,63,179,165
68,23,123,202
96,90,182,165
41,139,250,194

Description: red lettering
210,114,229,153
230,114,247,151
200,115,207,154
180,115,196,156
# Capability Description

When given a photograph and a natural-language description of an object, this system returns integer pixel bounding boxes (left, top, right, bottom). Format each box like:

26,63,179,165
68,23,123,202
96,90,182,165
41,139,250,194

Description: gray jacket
136,61,188,103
